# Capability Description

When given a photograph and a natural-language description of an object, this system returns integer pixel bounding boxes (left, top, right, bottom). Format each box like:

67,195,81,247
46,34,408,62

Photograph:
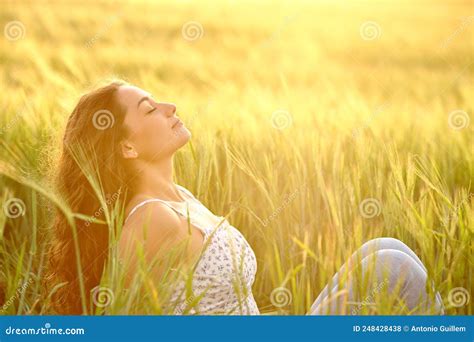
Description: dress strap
124,198,187,224
123,184,200,225
123,195,211,239
175,184,196,200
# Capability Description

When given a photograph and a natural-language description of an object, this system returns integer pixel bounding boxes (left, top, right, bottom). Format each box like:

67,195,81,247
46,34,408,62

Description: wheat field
0,0,472,315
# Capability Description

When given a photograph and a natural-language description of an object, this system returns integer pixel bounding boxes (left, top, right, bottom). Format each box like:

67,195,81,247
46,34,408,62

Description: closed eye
146,107,157,114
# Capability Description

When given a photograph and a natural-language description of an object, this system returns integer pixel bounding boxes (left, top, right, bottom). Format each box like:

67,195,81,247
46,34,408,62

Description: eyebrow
136,96,150,109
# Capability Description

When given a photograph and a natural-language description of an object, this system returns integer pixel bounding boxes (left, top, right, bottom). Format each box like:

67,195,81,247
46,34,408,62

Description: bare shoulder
121,195,204,255
122,196,182,241
119,197,201,285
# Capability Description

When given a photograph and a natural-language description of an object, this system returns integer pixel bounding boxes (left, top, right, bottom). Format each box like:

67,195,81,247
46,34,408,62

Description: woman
48,80,445,315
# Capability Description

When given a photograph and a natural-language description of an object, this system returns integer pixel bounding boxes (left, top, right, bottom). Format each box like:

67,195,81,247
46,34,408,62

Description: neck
132,156,183,201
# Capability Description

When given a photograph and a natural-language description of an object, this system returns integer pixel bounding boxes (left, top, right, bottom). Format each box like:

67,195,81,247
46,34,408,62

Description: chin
175,126,191,148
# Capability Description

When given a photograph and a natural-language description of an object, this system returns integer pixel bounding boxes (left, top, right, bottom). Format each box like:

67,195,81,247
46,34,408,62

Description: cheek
137,117,171,150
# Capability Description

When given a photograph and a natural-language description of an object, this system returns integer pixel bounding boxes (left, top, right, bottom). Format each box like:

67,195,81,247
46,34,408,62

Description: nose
165,103,176,116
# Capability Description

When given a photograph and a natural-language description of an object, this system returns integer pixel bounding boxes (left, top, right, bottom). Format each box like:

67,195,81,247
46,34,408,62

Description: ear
120,140,138,159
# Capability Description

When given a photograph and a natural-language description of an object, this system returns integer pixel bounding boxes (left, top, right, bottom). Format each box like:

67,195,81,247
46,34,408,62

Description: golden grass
0,0,472,315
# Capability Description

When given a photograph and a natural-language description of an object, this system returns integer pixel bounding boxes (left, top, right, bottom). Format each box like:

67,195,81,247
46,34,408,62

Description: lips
172,119,182,128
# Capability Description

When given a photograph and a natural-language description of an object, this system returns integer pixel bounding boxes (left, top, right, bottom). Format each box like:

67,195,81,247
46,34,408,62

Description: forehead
117,85,149,111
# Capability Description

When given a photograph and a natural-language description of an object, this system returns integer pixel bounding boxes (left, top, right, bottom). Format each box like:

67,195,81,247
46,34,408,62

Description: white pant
308,237,445,315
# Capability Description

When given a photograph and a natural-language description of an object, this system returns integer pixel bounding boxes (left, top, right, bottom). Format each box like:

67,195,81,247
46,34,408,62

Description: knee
364,237,414,254
380,237,412,250
366,236,405,247
361,249,418,277
363,248,410,262
359,249,441,314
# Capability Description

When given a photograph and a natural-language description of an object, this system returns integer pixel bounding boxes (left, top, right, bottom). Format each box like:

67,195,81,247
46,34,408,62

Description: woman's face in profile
118,85,191,162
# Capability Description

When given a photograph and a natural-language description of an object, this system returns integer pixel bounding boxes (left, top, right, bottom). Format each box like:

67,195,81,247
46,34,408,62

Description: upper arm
119,202,203,283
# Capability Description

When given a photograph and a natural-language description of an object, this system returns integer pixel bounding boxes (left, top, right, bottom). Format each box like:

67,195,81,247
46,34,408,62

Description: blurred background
0,0,472,315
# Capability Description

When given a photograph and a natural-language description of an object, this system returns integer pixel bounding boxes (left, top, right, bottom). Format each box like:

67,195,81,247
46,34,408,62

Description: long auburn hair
47,80,134,314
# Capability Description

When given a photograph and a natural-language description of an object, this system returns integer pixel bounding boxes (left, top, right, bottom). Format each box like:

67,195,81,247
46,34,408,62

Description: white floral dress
124,184,260,315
